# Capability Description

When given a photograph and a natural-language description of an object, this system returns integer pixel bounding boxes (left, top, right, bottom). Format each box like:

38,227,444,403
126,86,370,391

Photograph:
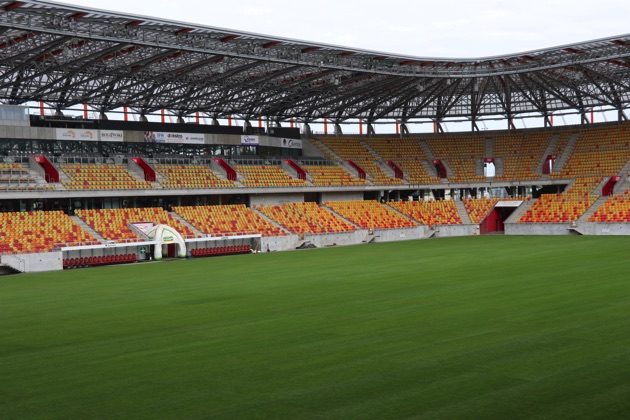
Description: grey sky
65,0,629,58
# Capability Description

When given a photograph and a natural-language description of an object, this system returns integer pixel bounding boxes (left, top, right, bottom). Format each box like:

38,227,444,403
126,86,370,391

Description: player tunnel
479,200,522,234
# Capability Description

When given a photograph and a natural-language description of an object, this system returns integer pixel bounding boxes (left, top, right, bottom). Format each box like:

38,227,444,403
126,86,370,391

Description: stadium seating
257,202,356,234
493,133,551,181
551,125,630,178
325,200,416,229
463,198,499,224
235,165,307,187
302,165,366,186
173,204,285,236
62,163,152,190
389,200,462,226
190,245,250,257
318,137,403,184
75,207,195,241
363,138,441,184
426,135,486,182
63,253,137,269
0,163,54,191
589,189,630,222
0,210,96,254
156,164,234,189
520,177,602,223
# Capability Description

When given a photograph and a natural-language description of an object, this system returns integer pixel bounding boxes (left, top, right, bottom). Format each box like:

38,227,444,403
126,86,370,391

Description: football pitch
2,236,630,419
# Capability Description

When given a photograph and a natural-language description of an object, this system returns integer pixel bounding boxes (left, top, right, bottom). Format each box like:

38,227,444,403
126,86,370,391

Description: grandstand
1,2,630,419
0,2,625,265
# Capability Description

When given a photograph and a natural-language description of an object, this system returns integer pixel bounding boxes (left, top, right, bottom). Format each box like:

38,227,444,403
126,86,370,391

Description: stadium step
578,196,609,222
454,200,473,224
536,135,559,175
552,133,580,173
169,212,204,237
484,137,494,158
70,216,107,243
249,207,292,235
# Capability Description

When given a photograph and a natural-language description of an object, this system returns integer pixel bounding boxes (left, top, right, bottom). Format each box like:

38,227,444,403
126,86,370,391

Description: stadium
1,0,630,417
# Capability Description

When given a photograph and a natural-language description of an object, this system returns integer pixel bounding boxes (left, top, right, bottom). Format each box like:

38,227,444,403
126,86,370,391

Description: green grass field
2,236,630,419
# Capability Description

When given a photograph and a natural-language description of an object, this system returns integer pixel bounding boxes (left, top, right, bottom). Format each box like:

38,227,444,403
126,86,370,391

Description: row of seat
156,164,234,189
256,202,356,234
389,200,462,226
63,254,137,269
325,200,416,230
190,245,250,257
235,165,306,187
62,163,152,190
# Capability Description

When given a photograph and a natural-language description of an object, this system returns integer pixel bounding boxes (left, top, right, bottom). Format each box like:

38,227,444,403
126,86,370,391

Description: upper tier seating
463,198,499,224
325,200,416,229
426,135,486,182
0,163,54,191
493,133,550,181
389,200,462,226
235,165,306,187
257,202,356,234
519,177,603,223
364,138,441,184
589,189,630,222
0,210,96,254
62,163,151,190
552,125,630,178
76,207,195,241
318,137,403,184
173,204,285,237
303,165,366,186
156,164,234,189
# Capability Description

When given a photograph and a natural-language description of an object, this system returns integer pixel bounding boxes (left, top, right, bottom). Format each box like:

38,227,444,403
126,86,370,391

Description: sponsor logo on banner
99,130,124,142
55,128,98,141
241,135,259,145
144,131,204,144
280,138,302,149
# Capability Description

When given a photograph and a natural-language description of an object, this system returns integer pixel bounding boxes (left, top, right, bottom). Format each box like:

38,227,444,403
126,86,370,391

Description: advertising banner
143,131,205,144
240,135,259,145
99,130,124,142
280,138,302,149
55,128,98,141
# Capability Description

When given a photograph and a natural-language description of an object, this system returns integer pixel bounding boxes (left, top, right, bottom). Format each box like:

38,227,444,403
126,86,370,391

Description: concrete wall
303,230,369,247
250,193,304,206
504,223,571,235
1,252,63,273
372,226,426,243
260,235,300,252
434,224,480,237
574,222,630,235
320,191,364,202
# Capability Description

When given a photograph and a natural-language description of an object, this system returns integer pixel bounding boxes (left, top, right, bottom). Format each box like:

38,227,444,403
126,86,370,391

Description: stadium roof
0,0,629,125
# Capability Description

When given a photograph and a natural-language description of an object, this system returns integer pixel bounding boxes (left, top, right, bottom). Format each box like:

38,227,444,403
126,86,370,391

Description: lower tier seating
389,200,462,226
0,210,96,254
173,204,285,237
463,199,499,224
76,207,195,241
589,190,630,222
257,202,356,234
325,200,416,230
520,177,602,223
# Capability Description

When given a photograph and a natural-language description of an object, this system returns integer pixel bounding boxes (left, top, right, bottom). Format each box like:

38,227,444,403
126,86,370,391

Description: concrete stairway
250,207,292,235
536,135,559,175
169,212,205,237
504,199,536,224
454,200,473,224
417,139,436,161
552,133,580,173
578,196,608,222
493,158,504,177
71,216,106,243
484,137,494,157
